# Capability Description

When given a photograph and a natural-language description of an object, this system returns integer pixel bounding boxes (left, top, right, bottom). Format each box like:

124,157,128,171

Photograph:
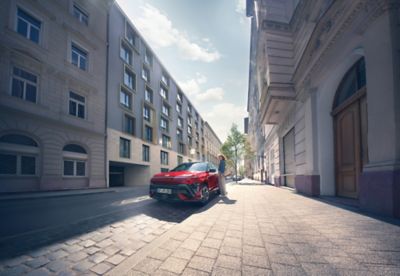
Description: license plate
157,188,172,194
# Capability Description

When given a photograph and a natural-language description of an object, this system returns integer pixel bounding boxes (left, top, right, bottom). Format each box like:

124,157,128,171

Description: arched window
62,144,88,177
333,58,366,109
0,134,39,176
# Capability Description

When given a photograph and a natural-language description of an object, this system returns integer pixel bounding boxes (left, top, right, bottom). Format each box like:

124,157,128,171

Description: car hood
151,171,205,184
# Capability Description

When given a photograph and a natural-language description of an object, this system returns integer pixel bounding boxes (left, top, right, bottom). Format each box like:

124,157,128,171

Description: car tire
200,184,210,205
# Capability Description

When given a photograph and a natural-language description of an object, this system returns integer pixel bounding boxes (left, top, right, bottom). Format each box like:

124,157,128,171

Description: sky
115,0,251,142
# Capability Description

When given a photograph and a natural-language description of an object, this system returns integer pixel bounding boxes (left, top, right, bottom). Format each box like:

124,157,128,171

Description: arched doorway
332,58,367,199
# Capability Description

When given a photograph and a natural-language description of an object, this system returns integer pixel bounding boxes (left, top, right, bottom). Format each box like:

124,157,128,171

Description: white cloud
178,74,224,103
203,103,247,142
134,4,220,62
235,0,246,14
196,87,225,102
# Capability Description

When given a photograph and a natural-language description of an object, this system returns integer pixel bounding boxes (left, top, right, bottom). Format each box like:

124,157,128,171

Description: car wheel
200,184,210,205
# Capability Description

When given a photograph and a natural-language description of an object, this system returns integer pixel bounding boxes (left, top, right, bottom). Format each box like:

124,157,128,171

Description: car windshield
171,162,208,172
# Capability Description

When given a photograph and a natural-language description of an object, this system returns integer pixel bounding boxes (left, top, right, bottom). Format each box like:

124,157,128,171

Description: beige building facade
247,0,400,217
0,0,110,192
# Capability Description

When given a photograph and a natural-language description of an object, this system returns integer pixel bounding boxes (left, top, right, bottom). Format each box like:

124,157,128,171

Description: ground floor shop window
62,144,88,177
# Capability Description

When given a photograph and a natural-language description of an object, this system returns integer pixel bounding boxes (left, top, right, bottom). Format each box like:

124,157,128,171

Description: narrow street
0,188,200,275
1,183,400,275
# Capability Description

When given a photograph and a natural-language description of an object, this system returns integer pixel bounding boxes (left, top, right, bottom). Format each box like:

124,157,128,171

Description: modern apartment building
0,0,110,192
246,0,400,217
106,4,222,187
204,122,223,166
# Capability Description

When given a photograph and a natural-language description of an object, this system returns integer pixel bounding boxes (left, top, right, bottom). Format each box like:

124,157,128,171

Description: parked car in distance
149,162,219,205
232,175,243,181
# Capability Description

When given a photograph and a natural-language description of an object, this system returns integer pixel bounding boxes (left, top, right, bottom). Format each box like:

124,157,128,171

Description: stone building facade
246,0,400,217
0,0,111,192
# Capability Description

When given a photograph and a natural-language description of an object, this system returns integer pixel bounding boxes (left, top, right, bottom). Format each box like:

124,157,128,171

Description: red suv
149,162,219,204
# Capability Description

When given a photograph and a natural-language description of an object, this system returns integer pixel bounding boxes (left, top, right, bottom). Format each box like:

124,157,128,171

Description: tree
220,124,252,182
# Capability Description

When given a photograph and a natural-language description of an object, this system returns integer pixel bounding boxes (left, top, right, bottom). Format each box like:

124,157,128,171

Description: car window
171,162,208,172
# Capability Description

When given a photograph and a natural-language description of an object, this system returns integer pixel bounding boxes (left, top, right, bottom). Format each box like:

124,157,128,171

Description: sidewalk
0,187,139,201
108,184,400,276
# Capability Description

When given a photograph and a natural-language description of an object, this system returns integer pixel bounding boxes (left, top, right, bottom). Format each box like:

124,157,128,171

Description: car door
208,163,218,190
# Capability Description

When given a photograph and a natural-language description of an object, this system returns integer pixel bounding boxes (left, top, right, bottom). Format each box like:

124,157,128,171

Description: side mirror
209,168,216,173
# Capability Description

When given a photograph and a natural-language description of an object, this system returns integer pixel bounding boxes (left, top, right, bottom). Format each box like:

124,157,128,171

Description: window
126,24,138,48
124,115,135,135
145,125,153,142
176,103,182,114
188,137,192,146
161,72,169,86
160,117,169,132
196,132,199,141
145,47,153,66
124,67,135,90
187,104,192,113
196,142,199,150
195,112,199,121
0,134,38,176
161,168,169,172
145,87,153,103
73,4,89,25
177,91,183,102
177,156,183,165
143,106,151,122
69,91,85,119
160,86,168,100
120,43,132,65
162,135,171,148
178,117,183,128
160,150,169,165
178,143,185,154
188,126,192,136
120,88,132,109
177,129,183,140
187,116,192,126
11,67,37,103
71,43,87,70
119,138,130,158
162,104,169,117
142,66,150,82
62,144,87,177
142,145,150,162
16,8,41,43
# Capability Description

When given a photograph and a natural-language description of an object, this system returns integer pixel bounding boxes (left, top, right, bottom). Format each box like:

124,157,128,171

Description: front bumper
149,183,201,202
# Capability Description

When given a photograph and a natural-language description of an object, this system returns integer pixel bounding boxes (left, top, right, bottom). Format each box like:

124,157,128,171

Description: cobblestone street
1,183,400,275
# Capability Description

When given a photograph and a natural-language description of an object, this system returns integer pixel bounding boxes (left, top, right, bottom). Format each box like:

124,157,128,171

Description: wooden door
334,101,361,198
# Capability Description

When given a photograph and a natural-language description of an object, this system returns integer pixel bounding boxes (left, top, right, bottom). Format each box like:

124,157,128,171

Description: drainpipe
104,5,111,188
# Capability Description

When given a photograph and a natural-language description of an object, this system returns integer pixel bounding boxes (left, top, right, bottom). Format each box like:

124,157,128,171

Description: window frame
160,150,169,165
119,137,131,159
72,3,89,26
11,67,38,103
142,144,150,162
71,43,88,71
69,91,86,119
120,41,132,65
123,114,135,136
145,86,153,103
16,7,41,44
123,66,136,91
120,87,133,110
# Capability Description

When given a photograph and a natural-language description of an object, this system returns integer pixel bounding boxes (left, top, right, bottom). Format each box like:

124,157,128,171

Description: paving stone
106,254,125,265
301,263,338,275
172,248,195,260
26,267,52,276
80,240,96,248
85,246,101,255
97,238,114,248
142,234,158,243
134,257,163,274
187,256,215,273
242,265,273,276
180,239,202,251
64,245,84,254
243,245,266,256
46,259,71,272
72,259,95,272
211,266,241,276
207,231,225,240
0,264,30,275
153,269,179,276
271,263,306,275
103,245,120,256
57,270,77,276
90,263,112,275
3,255,32,267
196,246,219,259
222,237,242,248
25,256,50,269
159,257,188,274
243,254,270,269
219,245,241,257
150,248,172,261
189,231,208,241
88,253,108,264
120,248,136,257
182,267,210,276
215,255,241,270
47,249,69,261
68,252,88,262
202,238,222,249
